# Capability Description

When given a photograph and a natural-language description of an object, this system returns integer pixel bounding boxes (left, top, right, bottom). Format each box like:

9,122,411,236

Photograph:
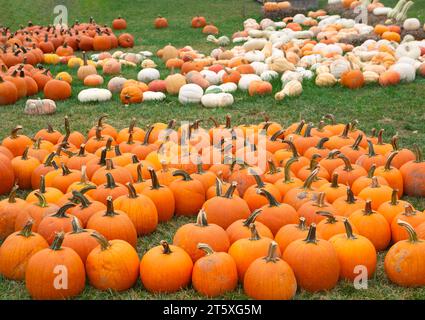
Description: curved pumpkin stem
384,151,398,171
257,188,280,207
70,216,86,234
377,129,385,145
323,114,336,125
338,154,353,172
397,219,419,243
61,163,72,176
302,168,319,189
10,125,23,139
264,241,279,263
105,173,118,189
317,211,337,224
413,145,423,163
7,184,19,204
284,157,298,183
391,135,399,151
351,134,363,150
294,120,305,135
370,176,380,188
160,240,172,254
18,219,34,237
91,231,112,251
304,223,318,244
50,232,65,251
196,209,209,227
316,137,329,149
251,170,265,188
309,154,322,170
148,167,161,190
43,152,56,167
142,126,154,146
270,129,285,141
197,243,214,256
21,147,29,160
283,140,300,158
172,170,192,181
343,218,357,240
242,209,262,227
104,196,118,217
340,123,350,138
214,176,223,197
71,190,92,208
224,181,238,199
126,183,138,199
34,191,48,208
267,159,281,175
390,189,399,206
366,140,377,157
52,202,76,218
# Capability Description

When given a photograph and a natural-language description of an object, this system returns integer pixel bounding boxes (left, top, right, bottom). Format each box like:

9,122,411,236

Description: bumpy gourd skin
86,239,140,291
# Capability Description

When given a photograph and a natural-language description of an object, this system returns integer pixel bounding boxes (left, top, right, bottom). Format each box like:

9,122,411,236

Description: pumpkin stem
70,216,86,234
197,243,214,256
350,119,359,133
214,176,223,197
224,182,237,198
147,167,161,190
370,176,380,188
53,202,75,218
160,240,172,254
413,144,423,163
363,200,374,215
264,241,280,263
304,223,318,244
105,196,118,217
172,170,192,181
270,129,285,141
303,123,314,138
126,182,138,199
50,232,65,251
391,135,399,151
43,152,56,167
225,114,232,129
403,204,416,217
7,184,19,203
10,125,23,139
18,219,34,237
251,170,265,188
315,192,326,207
37,175,47,194
317,211,337,224
248,223,261,241
294,120,305,135
343,218,357,240
366,140,377,157
196,209,209,227
397,219,419,243
105,173,117,189
351,134,363,150
377,129,385,145
91,231,112,250
284,157,298,183
283,140,299,158
323,114,336,125
309,154,322,170
367,164,376,179
209,116,220,128
384,151,398,170
242,209,262,227
71,190,92,208
267,159,280,175
142,126,154,145
34,191,48,208
330,172,339,188
390,189,399,205
316,137,329,149
257,188,280,207
297,217,308,230
338,154,353,171
345,187,356,204
340,123,350,138
136,164,145,183
21,146,29,160
303,168,319,189
61,163,72,176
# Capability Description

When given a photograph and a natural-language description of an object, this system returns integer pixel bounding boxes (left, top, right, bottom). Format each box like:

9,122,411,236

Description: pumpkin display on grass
113,183,158,235
86,232,140,291
283,168,319,210
333,154,367,187
244,241,297,300
316,211,353,240
86,196,137,247
140,240,193,293
0,219,48,281
91,173,128,204
25,232,85,300
62,216,98,263
226,209,273,244
228,223,280,282
283,223,340,292
274,158,303,197
297,192,337,226
173,209,230,262
243,171,282,212
1,126,31,157
0,185,28,240
385,220,425,287
351,164,388,196
329,219,377,281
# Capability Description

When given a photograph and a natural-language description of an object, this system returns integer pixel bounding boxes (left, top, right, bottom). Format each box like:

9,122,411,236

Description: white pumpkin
296,68,314,80
260,70,279,81
373,7,392,16
275,80,303,100
397,57,421,69
251,61,269,75
243,39,268,51
281,71,303,86
178,84,204,104
395,42,421,60
403,18,421,31
107,76,127,93
219,82,238,93
210,48,223,59
390,63,416,82
238,74,262,91
315,73,337,87
330,59,350,78
24,98,56,115
137,68,160,83
363,71,380,84
260,18,275,30
201,93,234,108
200,70,220,85
78,89,112,103
244,50,265,62
143,91,166,101
293,14,307,24
141,59,157,69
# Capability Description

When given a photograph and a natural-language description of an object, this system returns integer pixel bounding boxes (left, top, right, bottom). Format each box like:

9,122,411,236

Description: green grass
0,0,425,300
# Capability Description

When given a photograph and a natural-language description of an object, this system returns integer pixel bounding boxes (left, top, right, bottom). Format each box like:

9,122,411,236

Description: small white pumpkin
395,42,421,60
244,50,265,62
268,56,295,73
260,18,275,30
243,39,268,51
141,59,157,69
107,76,127,93
260,70,279,81
78,89,112,103
143,91,166,101
238,74,262,91
200,70,220,85
373,7,392,16
281,71,303,86
293,14,307,24
363,71,380,84
251,61,269,75
219,82,238,93
137,68,160,83
403,18,421,31
330,59,350,79
178,84,204,104
201,93,234,108
24,98,56,115
390,63,416,82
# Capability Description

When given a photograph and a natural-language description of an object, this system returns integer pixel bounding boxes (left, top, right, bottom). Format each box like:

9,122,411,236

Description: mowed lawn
1,0,425,299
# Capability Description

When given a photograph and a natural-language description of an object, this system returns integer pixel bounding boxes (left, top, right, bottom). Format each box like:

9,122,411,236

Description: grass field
1,0,425,299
